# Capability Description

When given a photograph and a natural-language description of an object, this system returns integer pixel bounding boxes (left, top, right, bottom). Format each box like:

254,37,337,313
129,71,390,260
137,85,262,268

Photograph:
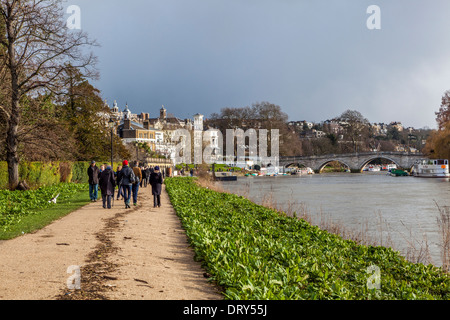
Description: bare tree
436,90,450,131
17,93,78,161
0,0,97,190
206,102,302,157
333,110,370,153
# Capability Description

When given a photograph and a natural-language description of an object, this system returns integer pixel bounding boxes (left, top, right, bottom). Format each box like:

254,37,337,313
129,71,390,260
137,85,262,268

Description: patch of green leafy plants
165,177,449,300
0,183,89,237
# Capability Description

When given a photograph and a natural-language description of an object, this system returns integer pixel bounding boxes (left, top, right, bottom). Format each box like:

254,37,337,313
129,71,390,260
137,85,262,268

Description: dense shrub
59,162,73,183
0,161,124,189
1,161,60,189
0,162,7,190
165,177,450,300
70,161,91,184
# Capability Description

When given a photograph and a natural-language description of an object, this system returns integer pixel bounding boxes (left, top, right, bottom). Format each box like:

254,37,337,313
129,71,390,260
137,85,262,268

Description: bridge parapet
280,152,426,173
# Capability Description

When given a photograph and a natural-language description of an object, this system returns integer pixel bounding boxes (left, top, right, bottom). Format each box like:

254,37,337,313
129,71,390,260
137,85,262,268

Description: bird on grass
49,193,60,204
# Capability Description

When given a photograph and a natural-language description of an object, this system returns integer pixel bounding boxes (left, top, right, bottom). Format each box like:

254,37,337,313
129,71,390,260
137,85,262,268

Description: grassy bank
0,183,90,240
165,177,449,300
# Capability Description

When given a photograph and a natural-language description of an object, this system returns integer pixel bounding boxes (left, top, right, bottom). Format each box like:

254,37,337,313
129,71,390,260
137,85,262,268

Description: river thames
219,172,450,268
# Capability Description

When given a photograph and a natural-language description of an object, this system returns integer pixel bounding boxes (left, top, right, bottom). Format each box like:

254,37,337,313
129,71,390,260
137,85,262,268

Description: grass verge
165,177,449,300
0,184,90,240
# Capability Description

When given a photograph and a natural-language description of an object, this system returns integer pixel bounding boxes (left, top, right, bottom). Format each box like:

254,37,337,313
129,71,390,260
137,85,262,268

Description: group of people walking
87,160,164,209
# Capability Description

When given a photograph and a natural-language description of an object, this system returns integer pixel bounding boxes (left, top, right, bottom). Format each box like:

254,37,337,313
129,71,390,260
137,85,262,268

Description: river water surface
219,172,450,267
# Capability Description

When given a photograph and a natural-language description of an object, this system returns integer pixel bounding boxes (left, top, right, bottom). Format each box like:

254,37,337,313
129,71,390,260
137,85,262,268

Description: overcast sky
66,0,450,129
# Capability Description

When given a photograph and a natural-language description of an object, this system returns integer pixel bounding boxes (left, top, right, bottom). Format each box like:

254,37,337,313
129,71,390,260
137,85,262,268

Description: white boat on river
412,159,449,178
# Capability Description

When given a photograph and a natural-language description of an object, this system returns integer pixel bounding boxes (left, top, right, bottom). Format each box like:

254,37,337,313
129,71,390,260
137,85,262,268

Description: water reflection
219,172,450,267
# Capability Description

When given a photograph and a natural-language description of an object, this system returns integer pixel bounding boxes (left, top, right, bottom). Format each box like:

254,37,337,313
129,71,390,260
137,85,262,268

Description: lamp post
108,118,115,168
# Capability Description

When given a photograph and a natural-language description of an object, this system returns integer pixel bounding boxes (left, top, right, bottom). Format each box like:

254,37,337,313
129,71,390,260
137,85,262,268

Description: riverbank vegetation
424,90,450,160
165,177,449,300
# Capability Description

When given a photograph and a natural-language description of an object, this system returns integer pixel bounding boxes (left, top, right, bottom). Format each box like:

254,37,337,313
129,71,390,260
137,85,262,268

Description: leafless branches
1,0,98,97
0,0,98,189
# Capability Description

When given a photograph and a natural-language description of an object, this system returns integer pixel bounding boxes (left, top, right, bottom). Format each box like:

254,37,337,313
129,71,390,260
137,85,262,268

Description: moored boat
386,164,397,172
412,159,449,178
290,167,314,175
389,169,409,177
214,172,238,181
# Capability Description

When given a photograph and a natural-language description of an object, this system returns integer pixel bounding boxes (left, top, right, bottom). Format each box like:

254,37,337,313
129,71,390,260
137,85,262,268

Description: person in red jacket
117,160,134,208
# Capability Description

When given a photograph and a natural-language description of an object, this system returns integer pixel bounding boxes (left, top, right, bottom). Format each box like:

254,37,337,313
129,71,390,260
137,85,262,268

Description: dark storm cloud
67,0,450,128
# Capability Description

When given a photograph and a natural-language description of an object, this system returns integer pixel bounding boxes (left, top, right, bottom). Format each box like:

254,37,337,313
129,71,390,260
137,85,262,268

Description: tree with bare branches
0,0,97,190
436,90,450,131
206,102,302,157
333,110,370,153
15,93,77,161
424,90,450,160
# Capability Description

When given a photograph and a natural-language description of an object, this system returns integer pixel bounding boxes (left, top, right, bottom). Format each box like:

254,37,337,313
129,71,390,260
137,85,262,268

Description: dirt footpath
0,184,222,300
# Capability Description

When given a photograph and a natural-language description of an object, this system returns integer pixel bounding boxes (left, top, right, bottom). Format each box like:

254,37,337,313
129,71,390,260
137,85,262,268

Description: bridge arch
284,162,308,168
358,156,401,172
317,159,352,173
279,152,425,173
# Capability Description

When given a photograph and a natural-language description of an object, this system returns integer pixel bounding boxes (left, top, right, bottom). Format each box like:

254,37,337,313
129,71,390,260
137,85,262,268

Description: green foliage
134,141,166,159
0,161,61,189
20,162,61,187
0,162,7,190
165,177,450,300
0,183,88,232
58,68,131,161
0,161,124,189
59,162,73,183
70,161,91,184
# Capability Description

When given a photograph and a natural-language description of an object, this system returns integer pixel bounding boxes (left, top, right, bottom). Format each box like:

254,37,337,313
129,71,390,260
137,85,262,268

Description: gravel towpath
0,184,222,300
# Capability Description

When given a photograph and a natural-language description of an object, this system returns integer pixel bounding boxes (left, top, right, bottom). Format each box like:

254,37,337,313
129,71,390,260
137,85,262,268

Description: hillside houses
105,99,428,163
287,117,428,154
107,101,220,162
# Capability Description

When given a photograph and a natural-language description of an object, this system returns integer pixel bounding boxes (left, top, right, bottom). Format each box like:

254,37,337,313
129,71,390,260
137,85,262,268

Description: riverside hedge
165,177,450,300
0,161,124,189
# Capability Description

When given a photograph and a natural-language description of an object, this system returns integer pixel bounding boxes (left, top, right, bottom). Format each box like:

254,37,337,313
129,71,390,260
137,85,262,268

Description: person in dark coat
141,166,147,188
116,165,124,200
99,165,116,209
117,160,133,208
87,160,99,202
131,161,142,206
149,166,163,208
145,167,151,186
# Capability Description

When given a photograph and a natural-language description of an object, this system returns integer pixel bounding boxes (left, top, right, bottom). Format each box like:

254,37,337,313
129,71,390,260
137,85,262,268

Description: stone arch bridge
279,152,426,173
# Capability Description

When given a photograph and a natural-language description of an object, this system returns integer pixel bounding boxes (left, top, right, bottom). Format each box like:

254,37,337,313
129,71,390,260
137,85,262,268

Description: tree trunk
6,91,20,190
1,0,97,190
6,106,19,190
6,151,19,191
6,11,20,191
